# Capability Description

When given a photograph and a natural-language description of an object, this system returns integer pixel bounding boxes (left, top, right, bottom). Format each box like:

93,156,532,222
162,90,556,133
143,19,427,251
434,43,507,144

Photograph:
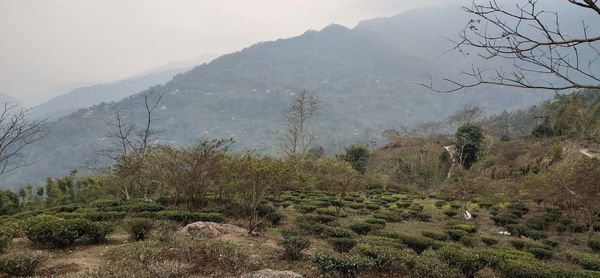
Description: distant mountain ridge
3,5,594,188
29,55,216,120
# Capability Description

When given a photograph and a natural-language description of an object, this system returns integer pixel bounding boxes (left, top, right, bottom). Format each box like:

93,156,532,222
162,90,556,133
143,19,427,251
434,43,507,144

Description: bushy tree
454,124,484,169
342,144,369,174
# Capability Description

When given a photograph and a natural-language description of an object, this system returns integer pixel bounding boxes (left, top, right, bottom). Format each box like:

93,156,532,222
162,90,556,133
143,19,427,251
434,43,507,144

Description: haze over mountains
28,55,216,120
2,5,593,188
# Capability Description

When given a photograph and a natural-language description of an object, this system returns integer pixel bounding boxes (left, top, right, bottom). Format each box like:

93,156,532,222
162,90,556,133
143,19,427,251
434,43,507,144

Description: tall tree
455,124,484,169
279,89,320,157
101,89,165,199
341,144,370,174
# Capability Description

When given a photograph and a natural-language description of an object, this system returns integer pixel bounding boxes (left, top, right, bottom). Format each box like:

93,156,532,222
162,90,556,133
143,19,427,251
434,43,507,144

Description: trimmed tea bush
398,234,438,254
26,218,91,247
365,218,386,227
421,231,447,241
349,223,373,235
460,236,477,247
437,245,486,277
86,221,114,243
357,244,411,272
410,250,462,278
279,228,310,260
589,237,600,252
126,202,165,212
0,228,13,254
566,252,600,271
312,253,374,278
529,247,553,260
446,229,468,241
82,211,126,222
444,210,458,218
328,238,357,253
323,227,355,238
125,218,154,241
0,251,46,277
481,237,498,246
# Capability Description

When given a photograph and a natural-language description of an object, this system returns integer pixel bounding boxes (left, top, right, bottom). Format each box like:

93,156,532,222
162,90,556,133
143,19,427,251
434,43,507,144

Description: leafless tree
278,89,320,157
0,102,46,176
98,90,165,199
448,104,483,126
427,0,600,92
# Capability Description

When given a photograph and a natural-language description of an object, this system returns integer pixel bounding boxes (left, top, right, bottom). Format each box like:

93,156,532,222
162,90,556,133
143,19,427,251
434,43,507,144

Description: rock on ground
178,221,248,238
241,269,303,278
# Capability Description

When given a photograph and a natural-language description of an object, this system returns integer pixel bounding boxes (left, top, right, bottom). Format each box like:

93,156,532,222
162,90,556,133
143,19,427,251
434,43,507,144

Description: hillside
2,6,592,188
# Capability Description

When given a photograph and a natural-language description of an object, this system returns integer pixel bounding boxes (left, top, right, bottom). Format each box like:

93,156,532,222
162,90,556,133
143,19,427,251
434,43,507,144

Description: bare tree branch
425,0,600,92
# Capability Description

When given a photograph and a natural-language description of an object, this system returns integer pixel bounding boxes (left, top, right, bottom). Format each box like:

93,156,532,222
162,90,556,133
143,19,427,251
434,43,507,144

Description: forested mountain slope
2,6,589,188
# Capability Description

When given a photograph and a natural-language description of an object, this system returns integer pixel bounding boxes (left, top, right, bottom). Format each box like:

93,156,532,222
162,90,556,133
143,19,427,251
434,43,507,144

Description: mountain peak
321,23,350,33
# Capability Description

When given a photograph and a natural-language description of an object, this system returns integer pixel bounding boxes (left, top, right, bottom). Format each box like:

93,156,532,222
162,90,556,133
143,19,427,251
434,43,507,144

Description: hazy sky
0,0,467,102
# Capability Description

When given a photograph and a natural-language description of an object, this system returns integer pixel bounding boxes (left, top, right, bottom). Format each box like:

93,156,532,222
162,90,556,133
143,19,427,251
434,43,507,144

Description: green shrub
349,203,365,209
542,239,559,248
444,210,458,218
86,221,114,243
495,258,589,278
82,211,126,222
437,245,485,277
26,218,91,247
446,229,468,241
279,228,310,260
481,237,498,246
125,218,154,241
366,203,381,211
410,250,462,278
460,236,477,247
349,223,373,235
357,243,411,272
589,237,600,252
0,251,46,277
491,213,519,226
529,247,553,260
478,248,535,268
126,202,165,212
511,239,527,250
311,253,374,278
450,202,461,209
365,218,386,227
399,234,438,254
525,216,546,231
300,214,336,224
434,200,447,209
0,228,13,254
328,238,357,253
446,223,477,233
156,210,191,223
296,204,318,213
396,202,411,208
323,227,355,238
421,231,447,241
566,252,600,271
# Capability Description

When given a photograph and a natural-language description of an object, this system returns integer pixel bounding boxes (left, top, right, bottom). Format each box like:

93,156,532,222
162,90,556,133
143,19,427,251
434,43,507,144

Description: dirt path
37,235,128,277
444,145,457,178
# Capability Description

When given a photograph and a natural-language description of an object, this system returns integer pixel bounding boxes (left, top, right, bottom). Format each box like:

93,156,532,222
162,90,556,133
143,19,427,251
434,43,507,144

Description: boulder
241,269,303,278
179,221,247,238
